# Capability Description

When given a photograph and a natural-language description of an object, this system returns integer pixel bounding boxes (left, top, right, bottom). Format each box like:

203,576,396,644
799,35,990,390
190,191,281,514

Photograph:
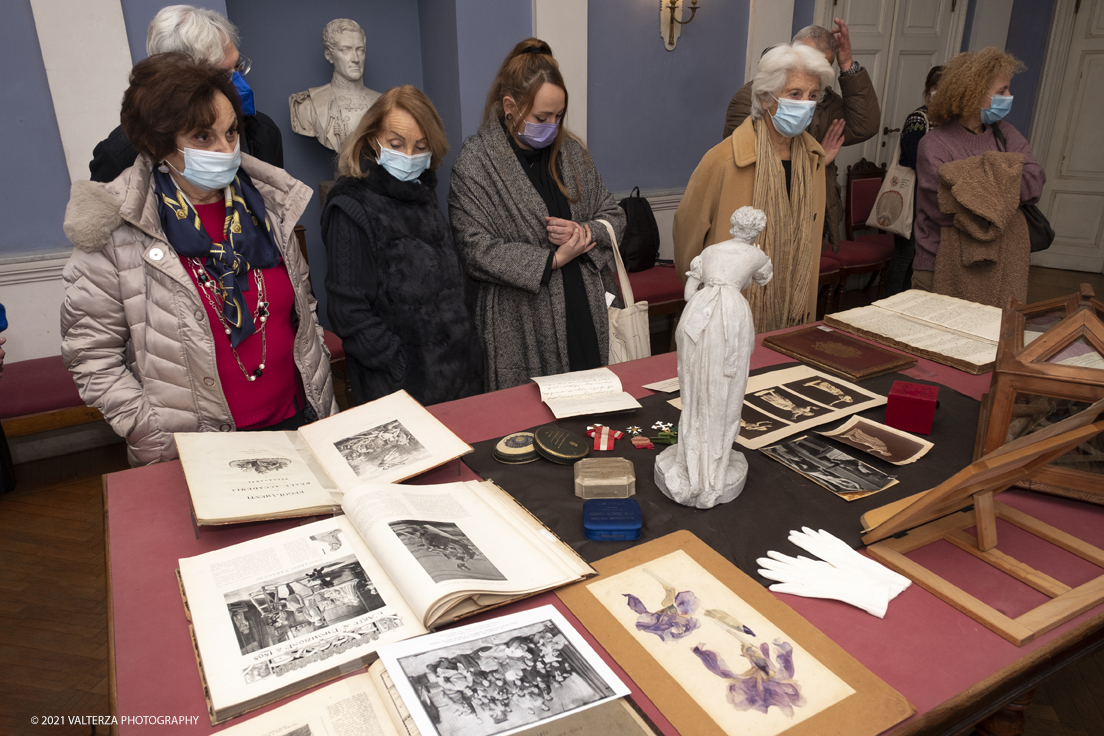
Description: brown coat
933,151,1030,308
673,118,826,323
723,69,881,249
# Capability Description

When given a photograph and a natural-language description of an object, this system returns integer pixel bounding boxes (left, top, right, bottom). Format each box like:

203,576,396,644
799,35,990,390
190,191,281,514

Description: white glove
788,527,911,599
757,551,893,618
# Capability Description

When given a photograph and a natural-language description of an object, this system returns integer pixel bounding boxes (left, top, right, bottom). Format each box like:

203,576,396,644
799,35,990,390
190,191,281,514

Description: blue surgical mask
769,96,817,138
981,94,1013,125
516,120,559,149
231,71,255,116
377,140,431,182
169,140,241,192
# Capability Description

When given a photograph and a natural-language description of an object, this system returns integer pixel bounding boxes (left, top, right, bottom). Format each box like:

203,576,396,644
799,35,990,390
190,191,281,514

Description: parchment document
532,368,642,418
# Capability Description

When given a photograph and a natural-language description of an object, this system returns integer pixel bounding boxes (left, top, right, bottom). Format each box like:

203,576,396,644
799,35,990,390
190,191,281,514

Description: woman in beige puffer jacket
61,56,336,467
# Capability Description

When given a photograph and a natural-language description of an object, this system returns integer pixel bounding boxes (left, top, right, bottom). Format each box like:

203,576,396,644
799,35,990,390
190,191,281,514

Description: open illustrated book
824,289,1002,374
176,390,473,525
177,480,596,724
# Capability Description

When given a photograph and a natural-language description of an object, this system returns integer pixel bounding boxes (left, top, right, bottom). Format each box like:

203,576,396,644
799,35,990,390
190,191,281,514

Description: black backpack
617,186,661,272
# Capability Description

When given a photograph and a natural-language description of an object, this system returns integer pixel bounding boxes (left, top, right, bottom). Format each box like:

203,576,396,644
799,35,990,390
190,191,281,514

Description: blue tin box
582,498,642,541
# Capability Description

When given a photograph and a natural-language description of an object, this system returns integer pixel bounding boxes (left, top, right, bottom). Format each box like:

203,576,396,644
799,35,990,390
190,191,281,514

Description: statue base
654,444,748,509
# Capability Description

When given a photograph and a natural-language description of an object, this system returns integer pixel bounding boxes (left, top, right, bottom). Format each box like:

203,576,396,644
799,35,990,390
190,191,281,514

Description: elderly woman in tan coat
674,43,842,333
62,54,335,466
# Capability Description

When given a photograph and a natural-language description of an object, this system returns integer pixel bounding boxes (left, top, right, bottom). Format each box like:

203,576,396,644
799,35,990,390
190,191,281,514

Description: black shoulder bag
991,122,1054,253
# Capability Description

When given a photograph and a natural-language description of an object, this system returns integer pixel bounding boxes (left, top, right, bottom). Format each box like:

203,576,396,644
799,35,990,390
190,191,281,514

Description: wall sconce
661,0,700,51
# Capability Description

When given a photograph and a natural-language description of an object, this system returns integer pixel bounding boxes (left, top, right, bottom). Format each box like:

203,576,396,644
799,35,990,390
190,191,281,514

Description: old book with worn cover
177,479,595,724
824,290,1002,374
762,325,916,381
557,531,914,736
176,389,473,525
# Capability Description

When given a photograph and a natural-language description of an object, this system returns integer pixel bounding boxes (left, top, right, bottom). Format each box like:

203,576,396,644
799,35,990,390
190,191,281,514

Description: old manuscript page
532,367,642,418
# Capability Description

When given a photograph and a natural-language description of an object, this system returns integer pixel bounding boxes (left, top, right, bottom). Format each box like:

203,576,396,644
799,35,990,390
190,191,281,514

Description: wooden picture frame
864,398,1104,646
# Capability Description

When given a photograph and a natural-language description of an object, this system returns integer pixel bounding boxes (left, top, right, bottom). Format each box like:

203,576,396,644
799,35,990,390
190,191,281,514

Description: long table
104,330,1104,734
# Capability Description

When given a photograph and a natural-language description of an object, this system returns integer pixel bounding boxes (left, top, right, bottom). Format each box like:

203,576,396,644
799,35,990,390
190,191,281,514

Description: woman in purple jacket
911,48,1045,293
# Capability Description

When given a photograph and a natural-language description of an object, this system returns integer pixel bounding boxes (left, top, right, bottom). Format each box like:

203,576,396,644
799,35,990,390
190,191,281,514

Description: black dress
507,131,602,372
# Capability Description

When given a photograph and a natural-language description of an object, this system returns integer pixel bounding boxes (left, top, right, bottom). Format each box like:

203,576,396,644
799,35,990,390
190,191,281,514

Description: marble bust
655,207,773,509
289,18,381,151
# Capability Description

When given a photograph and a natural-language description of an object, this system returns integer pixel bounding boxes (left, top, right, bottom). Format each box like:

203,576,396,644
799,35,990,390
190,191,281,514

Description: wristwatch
840,60,862,77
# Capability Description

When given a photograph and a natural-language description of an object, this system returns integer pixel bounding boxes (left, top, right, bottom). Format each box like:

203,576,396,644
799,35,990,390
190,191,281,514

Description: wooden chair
834,158,895,309
627,264,685,354
0,355,103,438
818,253,842,319
293,225,353,409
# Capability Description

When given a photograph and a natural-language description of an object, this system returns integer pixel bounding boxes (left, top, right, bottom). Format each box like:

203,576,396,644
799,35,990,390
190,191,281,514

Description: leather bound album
762,325,916,382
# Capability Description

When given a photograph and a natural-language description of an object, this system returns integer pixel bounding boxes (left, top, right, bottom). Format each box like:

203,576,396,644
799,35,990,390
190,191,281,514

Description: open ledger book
824,290,1002,374
176,390,473,525
177,480,595,724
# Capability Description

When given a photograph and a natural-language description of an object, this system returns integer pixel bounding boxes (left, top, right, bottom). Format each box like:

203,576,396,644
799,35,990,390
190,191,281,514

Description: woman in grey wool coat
448,38,626,392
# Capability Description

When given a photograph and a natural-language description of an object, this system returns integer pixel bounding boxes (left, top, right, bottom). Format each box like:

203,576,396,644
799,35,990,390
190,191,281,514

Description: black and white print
389,520,506,583
223,556,386,656
760,435,897,501
819,416,932,465
334,419,431,480
739,405,788,439
395,620,616,736
784,377,875,408
745,387,834,423
228,457,292,475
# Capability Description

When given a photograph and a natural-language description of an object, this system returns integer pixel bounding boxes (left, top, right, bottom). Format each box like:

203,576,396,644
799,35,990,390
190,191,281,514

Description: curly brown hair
120,52,242,160
927,48,1024,126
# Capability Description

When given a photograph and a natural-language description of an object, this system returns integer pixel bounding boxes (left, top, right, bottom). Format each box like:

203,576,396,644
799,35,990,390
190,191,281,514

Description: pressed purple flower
623,589,701,642
693,639,806,717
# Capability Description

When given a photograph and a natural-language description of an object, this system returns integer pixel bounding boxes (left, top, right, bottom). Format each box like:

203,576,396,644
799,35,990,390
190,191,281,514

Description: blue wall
120,0,227,63
224,0,425,327
455,1,532,139
587,0,750,194
0,0,72,256
418,0,464,213
791,0,817,39
1005,0,1055,136
960,0,977,53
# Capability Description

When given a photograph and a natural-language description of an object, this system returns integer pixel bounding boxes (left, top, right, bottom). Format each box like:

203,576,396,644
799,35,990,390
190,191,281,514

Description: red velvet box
885,381,939,435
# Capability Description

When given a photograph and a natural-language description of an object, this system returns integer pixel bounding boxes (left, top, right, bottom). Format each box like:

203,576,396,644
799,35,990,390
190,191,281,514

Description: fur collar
329,158,437,205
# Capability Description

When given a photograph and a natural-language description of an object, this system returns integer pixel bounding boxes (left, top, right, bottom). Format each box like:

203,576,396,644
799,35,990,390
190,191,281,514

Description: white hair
750,43,835,121
146,5,239,65
323,19,365,53
792,25,839,63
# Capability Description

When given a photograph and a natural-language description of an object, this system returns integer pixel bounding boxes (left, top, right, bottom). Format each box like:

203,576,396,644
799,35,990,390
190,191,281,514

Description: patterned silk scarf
153,168,280,347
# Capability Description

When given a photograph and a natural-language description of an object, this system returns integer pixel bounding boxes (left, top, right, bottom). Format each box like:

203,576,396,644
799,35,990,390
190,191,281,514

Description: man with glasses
89,4,284,183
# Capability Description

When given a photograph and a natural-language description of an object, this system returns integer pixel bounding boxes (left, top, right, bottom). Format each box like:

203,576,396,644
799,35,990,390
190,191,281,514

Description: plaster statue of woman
289,19,381,152
655,206,773,509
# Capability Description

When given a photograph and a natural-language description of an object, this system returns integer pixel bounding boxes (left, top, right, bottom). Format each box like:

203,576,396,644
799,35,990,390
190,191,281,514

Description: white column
30,0,133,183
746,0,795,82
533,0,588,143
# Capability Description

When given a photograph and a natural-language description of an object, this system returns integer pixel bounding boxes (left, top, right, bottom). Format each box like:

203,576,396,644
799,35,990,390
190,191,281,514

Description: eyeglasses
234,55,251,76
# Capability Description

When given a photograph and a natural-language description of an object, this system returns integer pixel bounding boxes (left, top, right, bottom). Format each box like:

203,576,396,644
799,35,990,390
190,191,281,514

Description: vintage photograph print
819,416,932,465
333,419,431,480
395,619,617,736
222,556,387,656
760,436,897,501
228,457,293,475
390,520,506,583
745,387,834,423
739,405,789,439
783,376,875,409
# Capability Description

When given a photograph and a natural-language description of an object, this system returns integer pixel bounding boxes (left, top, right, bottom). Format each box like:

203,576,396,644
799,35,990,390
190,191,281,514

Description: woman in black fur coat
322,86,482,406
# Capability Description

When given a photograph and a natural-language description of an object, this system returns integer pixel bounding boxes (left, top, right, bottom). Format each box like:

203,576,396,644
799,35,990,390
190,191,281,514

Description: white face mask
170,140,241,192
376,139,431,182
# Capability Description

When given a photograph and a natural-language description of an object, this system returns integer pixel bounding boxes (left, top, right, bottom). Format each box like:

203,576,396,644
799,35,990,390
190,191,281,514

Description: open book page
341,482,588,628
829,303,997,366
379,605,629,736
298,390,472,493
643,377,680,393
175,431,338,524
217,672,402,736
875,290,1003,342
532,367,643,418
178,516,426,719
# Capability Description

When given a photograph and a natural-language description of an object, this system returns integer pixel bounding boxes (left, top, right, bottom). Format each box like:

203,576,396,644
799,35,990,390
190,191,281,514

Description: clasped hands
545,217,595,269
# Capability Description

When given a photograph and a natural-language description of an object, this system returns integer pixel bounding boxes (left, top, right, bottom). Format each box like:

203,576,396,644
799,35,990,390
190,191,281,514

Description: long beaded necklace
187,257,270,382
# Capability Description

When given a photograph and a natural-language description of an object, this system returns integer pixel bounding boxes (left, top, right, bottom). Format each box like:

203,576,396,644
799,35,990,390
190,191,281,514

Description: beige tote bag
598,219,651,364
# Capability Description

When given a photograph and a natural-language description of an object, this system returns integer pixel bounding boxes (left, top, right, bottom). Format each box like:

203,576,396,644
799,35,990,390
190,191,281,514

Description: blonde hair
483,38,578,202
337,85,449,178
928,48,1025,126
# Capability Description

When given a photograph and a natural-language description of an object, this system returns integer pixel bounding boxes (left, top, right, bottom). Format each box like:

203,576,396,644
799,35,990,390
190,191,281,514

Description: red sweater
183,201,303,428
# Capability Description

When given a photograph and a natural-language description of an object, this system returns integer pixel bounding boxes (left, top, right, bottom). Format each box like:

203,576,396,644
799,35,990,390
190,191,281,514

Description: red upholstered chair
0,356,103,438
835,158,895,309
818,254,842,319
627,264,685,354
294,225,353,410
